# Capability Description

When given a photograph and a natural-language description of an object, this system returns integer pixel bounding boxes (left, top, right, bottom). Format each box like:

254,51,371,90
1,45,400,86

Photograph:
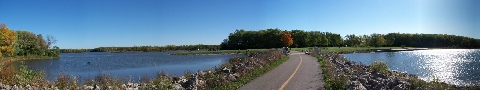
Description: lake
343,49,480,86
15,52,235,83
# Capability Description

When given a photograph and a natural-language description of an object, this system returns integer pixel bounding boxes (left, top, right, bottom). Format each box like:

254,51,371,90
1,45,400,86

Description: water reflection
343,49,480,86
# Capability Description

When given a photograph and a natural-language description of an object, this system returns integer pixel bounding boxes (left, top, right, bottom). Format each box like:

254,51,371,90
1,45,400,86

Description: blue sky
1,0,478,49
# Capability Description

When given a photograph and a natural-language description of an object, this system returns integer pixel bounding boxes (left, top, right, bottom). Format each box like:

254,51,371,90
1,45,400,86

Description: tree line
0,23,60,58
61,44,221,53
220,28,343,50
344,33,480,48
220,28,480,50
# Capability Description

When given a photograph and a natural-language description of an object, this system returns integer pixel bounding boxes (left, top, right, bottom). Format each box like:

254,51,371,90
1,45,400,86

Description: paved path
238,51,324,90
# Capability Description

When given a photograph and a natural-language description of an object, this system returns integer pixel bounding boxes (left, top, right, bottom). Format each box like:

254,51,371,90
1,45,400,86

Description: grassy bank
210,56,289,90
311,53,347,90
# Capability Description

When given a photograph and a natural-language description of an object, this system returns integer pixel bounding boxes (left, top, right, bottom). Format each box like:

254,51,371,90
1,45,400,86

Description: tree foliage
344,33,480,48
281,33,293,47
220,28,343,50
0,23,17,57
0,23,60,57
14,30,59,57
344,34,361,47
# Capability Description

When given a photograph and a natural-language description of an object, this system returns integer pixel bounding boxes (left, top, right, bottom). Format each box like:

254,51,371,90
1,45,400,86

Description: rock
415,87,422,90
227,74,237,81
386,81,394,88
25,84,32,90
350,76,358,81
121,84,127,88
373,73,386,79
359,78,368,84
232,73,240,78
372,84,385,90
222,67,231,73
398,80,410,86
346,61,352,65
347,81,367,90
181,77,197,90
172,83,183,90
173,77,181,83
368,79,379,86
392,84,403,90
127,82,134,87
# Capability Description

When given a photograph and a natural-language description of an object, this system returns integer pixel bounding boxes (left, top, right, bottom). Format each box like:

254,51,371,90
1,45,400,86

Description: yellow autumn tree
0,23,17,57
281,33,293,47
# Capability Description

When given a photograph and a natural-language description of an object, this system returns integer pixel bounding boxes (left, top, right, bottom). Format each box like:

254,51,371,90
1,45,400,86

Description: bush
370,61,388,74
55,73,70,89
0,63,16,85
15,61,45,86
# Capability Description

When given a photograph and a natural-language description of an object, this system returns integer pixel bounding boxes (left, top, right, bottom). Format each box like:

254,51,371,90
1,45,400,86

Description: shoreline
317,51,480,89
0,50,287,90
0,56,59,64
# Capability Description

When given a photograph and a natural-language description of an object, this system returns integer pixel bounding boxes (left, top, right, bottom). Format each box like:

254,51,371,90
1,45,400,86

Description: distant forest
60,44,220,53
220,28,480,50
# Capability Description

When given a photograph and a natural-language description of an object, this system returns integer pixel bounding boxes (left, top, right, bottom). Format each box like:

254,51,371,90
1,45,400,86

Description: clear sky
1,0,478,49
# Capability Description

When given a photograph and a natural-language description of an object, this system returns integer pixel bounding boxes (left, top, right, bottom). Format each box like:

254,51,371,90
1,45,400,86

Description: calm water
15,52,235,83
343,49,480,86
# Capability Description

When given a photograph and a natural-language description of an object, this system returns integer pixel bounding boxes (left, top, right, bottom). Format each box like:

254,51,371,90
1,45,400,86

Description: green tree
370,33,386,47
344,34,361,47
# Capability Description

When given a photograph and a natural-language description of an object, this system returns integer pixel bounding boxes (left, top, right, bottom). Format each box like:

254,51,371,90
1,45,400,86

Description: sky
1,0,478,49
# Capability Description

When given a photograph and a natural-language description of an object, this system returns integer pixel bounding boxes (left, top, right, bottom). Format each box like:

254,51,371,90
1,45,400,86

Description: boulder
347,81,367,90
372,84,385,90
227,74,237,81
386,81,394,88
359,78,368,84
392,84,404,90
398,80,410,86
373,73,386,79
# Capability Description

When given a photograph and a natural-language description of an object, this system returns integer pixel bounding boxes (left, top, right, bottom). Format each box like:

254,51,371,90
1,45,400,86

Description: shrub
15,61,45,86
151,72,173,89
85,76,94,86
95,74,111,89
55,73,70,89
370,61,388,74
0,63,16,85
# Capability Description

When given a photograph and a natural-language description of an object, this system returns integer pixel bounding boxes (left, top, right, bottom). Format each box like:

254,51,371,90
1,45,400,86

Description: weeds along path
239,51,325,90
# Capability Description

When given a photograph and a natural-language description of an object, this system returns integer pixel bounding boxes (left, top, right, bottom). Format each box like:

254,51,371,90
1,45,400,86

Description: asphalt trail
238,51,324,90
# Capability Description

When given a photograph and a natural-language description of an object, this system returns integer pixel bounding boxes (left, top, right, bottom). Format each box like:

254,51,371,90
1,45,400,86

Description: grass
290,47,312,51
210,56,289,90
311,53,347,90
